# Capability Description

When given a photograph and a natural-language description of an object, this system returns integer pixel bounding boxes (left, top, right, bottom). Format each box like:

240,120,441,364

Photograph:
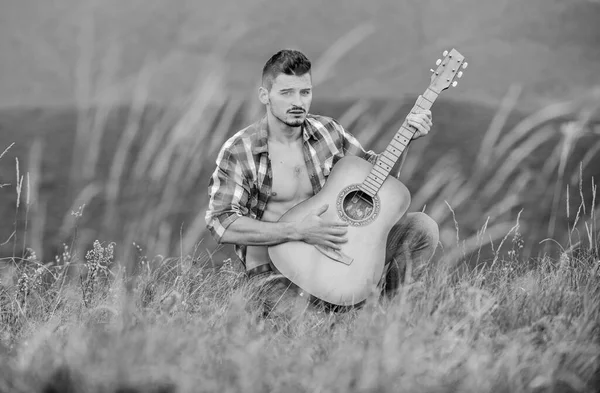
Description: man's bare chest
268,145,313,202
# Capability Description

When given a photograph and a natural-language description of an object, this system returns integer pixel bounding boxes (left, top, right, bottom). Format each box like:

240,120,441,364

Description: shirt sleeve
205,145,250,243
334,119,380,164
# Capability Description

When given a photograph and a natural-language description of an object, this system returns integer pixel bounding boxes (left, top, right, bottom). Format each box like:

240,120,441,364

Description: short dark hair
261,49,312,90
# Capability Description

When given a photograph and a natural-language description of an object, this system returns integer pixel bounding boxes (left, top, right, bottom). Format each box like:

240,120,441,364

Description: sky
0,0,599,110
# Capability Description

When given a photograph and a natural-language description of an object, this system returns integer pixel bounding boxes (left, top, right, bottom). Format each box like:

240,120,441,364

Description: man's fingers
407,118,424,127
408,114,431,126
325,242,342,251
329,235,348,243
325,227,348,236
410,110,433,123
323,219,348,228
412,106,432,116
324,235,348,244
407,119,427,132
318,239,343,250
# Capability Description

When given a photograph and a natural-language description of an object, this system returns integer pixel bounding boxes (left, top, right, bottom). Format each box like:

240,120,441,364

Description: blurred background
1,0,599,269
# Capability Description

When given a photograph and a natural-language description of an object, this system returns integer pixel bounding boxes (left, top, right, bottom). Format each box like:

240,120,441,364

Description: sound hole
342,190,374,221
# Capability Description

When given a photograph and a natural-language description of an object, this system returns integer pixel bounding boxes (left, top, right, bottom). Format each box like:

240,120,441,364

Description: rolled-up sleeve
335,120,380,164
205,145,250,243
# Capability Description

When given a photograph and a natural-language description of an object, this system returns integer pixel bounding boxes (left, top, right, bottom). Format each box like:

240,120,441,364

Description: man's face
260,73,313,128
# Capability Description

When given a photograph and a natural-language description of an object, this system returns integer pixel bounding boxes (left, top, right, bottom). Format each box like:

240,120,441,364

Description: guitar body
268,155,411,306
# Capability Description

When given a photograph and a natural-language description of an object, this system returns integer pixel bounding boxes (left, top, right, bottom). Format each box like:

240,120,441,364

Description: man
206,49,439,316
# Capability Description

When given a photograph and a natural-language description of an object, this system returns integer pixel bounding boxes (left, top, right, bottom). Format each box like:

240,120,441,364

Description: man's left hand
406,103,433,139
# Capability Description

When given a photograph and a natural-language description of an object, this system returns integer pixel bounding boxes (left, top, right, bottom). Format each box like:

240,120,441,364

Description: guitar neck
360,87,439,196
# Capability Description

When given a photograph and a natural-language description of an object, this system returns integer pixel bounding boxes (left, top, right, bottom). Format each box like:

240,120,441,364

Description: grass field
1,3,600,390
1,83,599,391
0,229,598,392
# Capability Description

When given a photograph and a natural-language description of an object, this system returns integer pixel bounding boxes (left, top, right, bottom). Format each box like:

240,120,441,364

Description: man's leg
381,212,440,297
246,269,309,319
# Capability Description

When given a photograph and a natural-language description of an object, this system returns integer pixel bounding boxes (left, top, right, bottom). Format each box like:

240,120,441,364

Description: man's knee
407,212,439,248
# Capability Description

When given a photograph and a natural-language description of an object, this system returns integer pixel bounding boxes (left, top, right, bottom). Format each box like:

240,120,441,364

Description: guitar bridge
314,245,353,265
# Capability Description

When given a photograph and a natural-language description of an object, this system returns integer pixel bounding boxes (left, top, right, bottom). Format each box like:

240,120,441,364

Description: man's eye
301,90,311,96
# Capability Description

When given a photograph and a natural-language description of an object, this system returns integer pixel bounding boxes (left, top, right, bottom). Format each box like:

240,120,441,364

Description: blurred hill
1,0,599,110
1,95,598,263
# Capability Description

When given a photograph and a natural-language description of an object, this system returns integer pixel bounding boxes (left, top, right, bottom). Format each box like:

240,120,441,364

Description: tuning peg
452,81,458,87
462,62,468,69
435,59,442,66
430,69,435,73
457,71,463,78
443,50,449,56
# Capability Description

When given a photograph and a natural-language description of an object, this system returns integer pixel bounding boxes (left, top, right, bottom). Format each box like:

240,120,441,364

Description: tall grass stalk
20,138,43,261
102,58,154,236
0,237,598,392
472,83,522,186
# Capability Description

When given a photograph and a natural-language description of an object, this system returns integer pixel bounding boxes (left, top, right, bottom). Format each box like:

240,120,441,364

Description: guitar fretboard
359,87,439,196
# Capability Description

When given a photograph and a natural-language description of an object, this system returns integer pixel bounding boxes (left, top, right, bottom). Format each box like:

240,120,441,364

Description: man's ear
258,86,269,105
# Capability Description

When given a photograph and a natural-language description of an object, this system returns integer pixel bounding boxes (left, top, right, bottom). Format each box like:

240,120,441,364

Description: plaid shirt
205,114,379,265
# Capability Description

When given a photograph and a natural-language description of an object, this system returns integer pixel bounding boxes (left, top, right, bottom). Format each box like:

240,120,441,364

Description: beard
281,116,304,127
273,110,306,127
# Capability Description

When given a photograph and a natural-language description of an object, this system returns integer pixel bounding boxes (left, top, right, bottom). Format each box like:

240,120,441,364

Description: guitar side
268,155,411,306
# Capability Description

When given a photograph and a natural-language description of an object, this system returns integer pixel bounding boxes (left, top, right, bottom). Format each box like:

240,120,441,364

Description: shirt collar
251,114,316,155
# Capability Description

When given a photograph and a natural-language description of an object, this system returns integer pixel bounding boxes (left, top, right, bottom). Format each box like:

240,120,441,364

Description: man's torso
246,139,313,271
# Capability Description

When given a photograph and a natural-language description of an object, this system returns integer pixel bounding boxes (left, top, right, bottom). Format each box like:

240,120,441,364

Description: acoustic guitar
268,49,468,306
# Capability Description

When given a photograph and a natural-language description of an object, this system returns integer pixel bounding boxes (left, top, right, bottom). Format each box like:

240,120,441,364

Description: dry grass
1,92,599,391
1,29,600,393
0,235,598,393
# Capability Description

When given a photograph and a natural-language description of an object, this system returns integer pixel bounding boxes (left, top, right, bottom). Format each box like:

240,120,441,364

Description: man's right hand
294,204,348,250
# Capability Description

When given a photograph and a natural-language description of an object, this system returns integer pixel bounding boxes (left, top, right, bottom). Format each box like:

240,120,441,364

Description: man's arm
220,204,347,250
220,216,297,246
205,146,251,243
205,145,348,250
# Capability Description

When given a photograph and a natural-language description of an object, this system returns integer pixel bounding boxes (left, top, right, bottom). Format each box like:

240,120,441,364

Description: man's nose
291,92,303,106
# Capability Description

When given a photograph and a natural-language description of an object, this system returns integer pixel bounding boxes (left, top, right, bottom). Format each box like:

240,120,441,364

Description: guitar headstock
429,48,467,93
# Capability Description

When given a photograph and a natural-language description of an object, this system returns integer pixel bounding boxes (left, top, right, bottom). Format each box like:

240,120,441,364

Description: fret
369,180,383,190
393,133,410,146
364,174,380,185
423,88,438,103
372,168,388,182
416,96,432,110
399,127,414,140
383,149,399,160
363,179,380,192
385,151,400,161
379,154,395,167
376,161,393,173
369,169,385,181
389,140,406,153
361,182,378,195
364,178,381,192
358,182,369,191
358,184,373,195
392,137,407,148
371,172,384,187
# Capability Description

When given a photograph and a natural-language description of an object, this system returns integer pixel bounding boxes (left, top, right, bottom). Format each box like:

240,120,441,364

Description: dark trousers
247,212,440,317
